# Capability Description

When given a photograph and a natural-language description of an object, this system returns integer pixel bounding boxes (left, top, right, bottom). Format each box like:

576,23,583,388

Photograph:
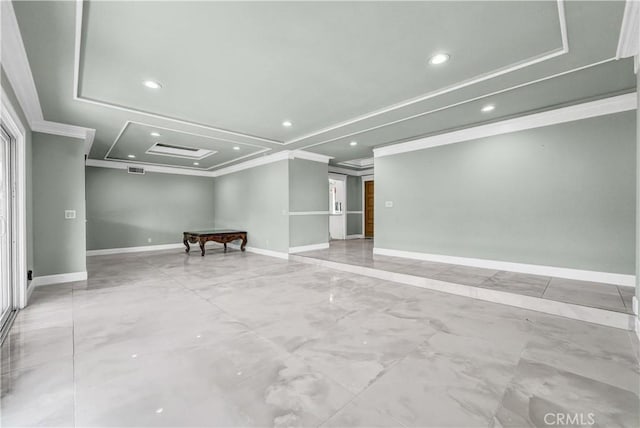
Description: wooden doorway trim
363,176,374,238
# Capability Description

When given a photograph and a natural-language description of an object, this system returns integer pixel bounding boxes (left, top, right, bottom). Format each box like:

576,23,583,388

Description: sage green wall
85,167,215,250
1,67,34,277
289,159,328,247
213,160,289,253
346,175,363,236
33,133,85,276
375,111,636,274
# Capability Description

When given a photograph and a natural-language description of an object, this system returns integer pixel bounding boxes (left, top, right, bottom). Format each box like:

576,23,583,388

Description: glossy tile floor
299,240,635,314
2,248,639,427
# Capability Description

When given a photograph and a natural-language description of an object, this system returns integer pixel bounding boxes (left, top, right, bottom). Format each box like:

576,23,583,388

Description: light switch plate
64,210,76,219
385,201,393,208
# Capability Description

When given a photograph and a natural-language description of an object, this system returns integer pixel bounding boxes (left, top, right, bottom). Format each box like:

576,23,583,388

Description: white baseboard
346,235,364,240
87,243,184,256
373,248,636,287
289,243,330,253
31,271,87,287
226,243,289,260
290,255,635,331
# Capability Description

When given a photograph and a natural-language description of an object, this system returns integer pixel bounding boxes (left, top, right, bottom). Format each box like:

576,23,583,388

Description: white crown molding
289,243,330,253
338,157,374,169
2,1,98,154
286,0,569,145
85,159,214,177
31,271,88,287
616,0,640,72
87,149,329,178
87,243,184,256
373,247,636,287
328,166,374,176
374,93,637,158
211,150,329,177
1,0,44,127
32,120,96,155
290,150,332,164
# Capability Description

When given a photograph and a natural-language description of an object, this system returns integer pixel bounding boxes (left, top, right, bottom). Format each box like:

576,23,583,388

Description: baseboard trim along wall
289,243,330,253
346,235,364,239
87,243,185,256
31,271,88,287
373,248,636,287
290,255,635,331
226,243,289,260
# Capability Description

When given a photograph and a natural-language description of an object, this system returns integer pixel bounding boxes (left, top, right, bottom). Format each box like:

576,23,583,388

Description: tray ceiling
11,0,636,171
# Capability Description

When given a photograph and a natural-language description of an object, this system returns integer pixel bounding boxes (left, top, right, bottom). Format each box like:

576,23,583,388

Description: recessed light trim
143,80,162,89
150,132,161,137
481,104,496,113
233,146,240,151
428,53,450,65
350,141,358,146
127,154,136,159
193,162,199,166
282,120,293,128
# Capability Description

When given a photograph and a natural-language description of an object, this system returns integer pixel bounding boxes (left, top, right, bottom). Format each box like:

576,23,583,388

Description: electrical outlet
64,210,76,219
385,201,393,208
147,238,152,243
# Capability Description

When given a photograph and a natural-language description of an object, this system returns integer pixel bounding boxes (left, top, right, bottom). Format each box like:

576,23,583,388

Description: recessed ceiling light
282,120,293,127
481,104,495,113
193,162,199,166
233,146,240,150
350,141,358,146
428,53,450,65
128,154,136,159
150,132,161,137
142,80,162,89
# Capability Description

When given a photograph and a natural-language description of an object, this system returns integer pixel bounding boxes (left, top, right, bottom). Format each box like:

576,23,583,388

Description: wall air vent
146,142,216,160
127,166,145,175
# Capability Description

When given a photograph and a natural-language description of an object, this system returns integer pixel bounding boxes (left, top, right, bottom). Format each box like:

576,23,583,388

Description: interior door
364,180,374,238
0,126,14,332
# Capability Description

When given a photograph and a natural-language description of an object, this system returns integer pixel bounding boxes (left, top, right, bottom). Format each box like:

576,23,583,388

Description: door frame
1,88,28,310
361,175,374,238
328,173,347,240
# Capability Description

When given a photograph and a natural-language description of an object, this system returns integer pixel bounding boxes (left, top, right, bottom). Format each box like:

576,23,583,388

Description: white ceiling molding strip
104,120,272,170
616,0,640,73
285,0,569,145
72,0,280,146
298,57,616,153
1,0,44,126
328,166,374,177
374,93,637,158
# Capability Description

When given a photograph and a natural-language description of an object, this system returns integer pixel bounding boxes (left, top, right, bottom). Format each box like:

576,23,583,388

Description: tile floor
1,247,638,427
298,240,635,314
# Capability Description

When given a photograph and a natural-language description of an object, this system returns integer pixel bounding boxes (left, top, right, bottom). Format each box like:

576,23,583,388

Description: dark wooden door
364,180,374,237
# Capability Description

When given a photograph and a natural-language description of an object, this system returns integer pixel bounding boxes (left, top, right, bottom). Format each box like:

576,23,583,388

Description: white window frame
1,88,28,309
